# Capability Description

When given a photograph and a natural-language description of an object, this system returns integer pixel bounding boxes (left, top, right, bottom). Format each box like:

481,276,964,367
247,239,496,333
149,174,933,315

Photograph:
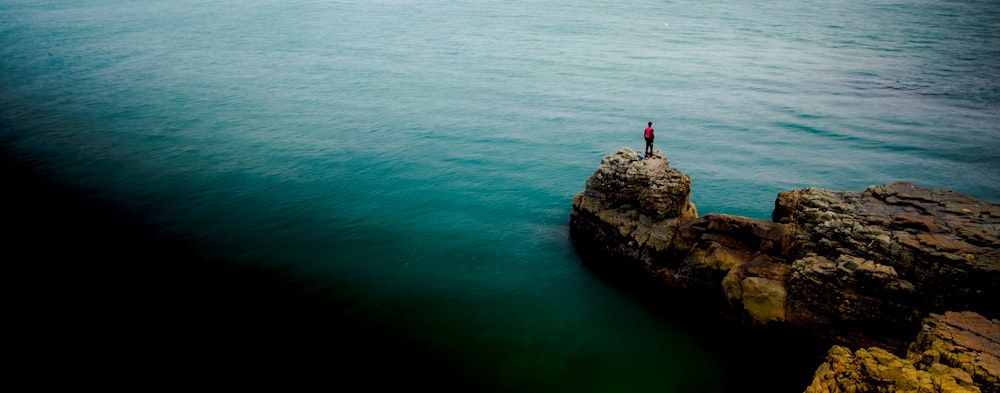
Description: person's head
648,121,652,127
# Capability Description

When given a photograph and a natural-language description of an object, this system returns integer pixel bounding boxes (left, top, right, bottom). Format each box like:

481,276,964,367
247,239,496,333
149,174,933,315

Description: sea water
2,0,998,391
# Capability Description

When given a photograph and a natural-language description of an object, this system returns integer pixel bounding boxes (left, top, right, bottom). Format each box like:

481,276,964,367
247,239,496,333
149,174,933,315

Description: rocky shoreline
569,148,999,393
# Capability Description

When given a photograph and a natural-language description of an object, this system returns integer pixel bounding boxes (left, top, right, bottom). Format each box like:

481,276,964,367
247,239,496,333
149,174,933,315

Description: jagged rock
571,150,999,334
673,213,795,323
907,311,1000,392
570,152,1000,393
804,311,999,393
777,181,1000,334
722,253,792,324
569,147,697,285
569,150,1000,392
786,253,922,339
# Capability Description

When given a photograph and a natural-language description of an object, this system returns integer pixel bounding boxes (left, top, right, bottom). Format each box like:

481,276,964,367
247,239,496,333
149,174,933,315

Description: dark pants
645,137,654,154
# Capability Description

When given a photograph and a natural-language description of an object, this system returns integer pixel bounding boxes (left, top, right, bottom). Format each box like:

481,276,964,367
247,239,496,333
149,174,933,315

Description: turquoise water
3,0,999,391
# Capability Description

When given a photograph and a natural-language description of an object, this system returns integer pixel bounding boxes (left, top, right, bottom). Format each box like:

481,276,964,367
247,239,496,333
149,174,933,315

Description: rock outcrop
569,148,1000,392
775,183,1000,334
569,148,697,286
804,311,999,393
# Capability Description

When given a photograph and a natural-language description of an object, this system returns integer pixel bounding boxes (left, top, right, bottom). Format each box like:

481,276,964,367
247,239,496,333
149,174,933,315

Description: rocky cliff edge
569,148,1000,392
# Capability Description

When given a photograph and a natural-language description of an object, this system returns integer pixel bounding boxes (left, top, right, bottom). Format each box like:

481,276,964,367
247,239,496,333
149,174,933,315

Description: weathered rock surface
776,183,1000,334
804,311,999,393
675,213,794,315
568,149,1000,392
569,148,697,286
570,148,999,334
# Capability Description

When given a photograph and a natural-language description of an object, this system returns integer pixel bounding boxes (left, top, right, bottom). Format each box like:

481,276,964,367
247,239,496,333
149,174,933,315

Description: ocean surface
3,0,999,391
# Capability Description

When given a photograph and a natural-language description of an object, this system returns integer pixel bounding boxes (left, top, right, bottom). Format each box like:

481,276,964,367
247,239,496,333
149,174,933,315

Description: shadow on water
572,244,834,393
1,144,485,390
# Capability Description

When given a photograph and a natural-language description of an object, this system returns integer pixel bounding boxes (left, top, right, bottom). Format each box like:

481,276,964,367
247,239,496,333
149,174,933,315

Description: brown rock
568,151,1000,392
720,253,793,324
805,311,998,393
569,148,697,283
786,254,921,333
775,181,1000,333
907,311,1000,393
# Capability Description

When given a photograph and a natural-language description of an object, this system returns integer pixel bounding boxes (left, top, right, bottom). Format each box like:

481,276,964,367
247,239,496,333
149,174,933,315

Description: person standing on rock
644,121,655,157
